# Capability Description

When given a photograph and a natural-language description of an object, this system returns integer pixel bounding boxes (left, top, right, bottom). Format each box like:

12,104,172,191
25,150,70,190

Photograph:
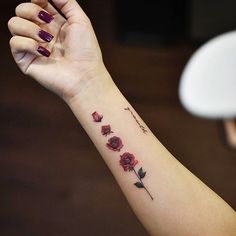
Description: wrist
66,65,117,111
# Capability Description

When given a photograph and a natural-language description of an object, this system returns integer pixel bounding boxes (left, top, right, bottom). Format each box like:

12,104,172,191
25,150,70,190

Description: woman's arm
67,70,236,236
8,0,236,235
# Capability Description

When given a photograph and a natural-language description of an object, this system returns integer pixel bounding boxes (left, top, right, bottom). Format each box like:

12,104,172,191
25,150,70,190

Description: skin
8,0,236,235
224,120,236,148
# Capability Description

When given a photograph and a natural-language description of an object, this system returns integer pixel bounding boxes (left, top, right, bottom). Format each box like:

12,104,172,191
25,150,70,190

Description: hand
8,0,108,102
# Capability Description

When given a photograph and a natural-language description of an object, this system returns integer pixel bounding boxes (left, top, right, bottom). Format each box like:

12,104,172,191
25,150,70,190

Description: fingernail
38,10,54,23
38,30,54,43
37,46,51,57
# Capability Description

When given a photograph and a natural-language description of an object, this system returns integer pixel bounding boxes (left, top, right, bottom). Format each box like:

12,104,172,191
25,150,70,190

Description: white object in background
179,31,236,119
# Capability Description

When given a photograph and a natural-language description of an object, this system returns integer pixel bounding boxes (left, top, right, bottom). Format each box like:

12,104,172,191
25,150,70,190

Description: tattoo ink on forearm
101,125,113,136
91,111,154,200
124,107,148,134
120,152,153,200
92,111,103,122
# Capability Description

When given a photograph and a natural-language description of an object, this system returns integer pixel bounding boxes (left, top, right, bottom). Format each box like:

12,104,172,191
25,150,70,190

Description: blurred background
1,0,236,235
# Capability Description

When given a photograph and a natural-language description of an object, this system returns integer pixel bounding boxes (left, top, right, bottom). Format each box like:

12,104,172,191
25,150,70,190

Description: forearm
68,70,236,236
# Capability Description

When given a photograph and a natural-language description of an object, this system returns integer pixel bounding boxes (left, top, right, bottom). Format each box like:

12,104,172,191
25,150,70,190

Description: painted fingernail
38,10,54,23
38,30,54,43
37,46,51,57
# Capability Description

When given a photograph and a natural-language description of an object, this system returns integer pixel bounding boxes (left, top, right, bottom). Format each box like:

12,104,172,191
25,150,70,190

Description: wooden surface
1,1,236,235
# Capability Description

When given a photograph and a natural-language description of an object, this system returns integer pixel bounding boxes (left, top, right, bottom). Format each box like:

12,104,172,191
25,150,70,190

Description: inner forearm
68,70,236,236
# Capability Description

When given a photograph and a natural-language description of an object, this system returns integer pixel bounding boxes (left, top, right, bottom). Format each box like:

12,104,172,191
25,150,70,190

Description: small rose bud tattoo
106,136,123,151
101,125,113,136
92,111,103,122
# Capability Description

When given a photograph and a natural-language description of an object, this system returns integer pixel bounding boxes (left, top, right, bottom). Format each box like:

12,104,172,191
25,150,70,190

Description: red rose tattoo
92,111,153,200
101,125,113,136
106,136,123,151
120,152,153,200
120,152,138,171
92,111,103,122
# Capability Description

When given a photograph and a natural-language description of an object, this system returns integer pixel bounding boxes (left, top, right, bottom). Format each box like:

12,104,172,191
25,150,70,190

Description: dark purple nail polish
37,46,50,57
38,10,54,23
38,30,54,43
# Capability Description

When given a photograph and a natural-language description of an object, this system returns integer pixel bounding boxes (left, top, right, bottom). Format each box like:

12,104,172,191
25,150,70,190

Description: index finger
31,0,66,25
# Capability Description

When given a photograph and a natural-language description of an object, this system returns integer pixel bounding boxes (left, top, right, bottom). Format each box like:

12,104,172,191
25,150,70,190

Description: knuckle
16,3,35,16
9,36,17,48
7,17,16,29
8,16,18,27
15,3,25,15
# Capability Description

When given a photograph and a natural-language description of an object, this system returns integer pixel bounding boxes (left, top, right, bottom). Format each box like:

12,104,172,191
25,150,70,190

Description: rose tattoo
106,136,123,151
120,152,153,200
92,111,153,200
92,111,103,122
101,125,113,136
120,152,138,171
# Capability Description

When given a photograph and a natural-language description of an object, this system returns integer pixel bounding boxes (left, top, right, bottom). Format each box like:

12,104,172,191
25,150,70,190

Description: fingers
16,3,53,24
10,36,50,60
16,1,89,25
51,0,89,23
8,16,53,61
31,0,88,25
16,2,65,26
8,17,54,43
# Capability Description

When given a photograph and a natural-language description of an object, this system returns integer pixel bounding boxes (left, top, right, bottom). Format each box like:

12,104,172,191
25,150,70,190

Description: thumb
31,0,48,8
51,0,87,23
